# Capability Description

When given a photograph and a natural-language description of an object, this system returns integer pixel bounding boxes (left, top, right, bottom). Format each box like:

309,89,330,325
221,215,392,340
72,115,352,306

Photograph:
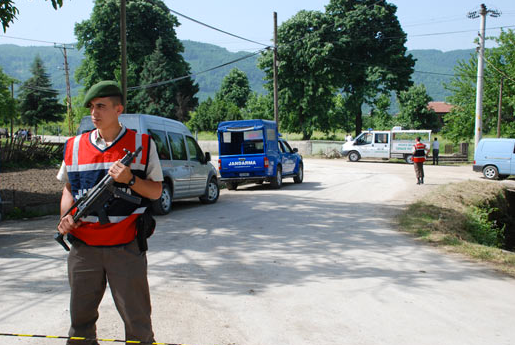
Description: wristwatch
128,174,136,187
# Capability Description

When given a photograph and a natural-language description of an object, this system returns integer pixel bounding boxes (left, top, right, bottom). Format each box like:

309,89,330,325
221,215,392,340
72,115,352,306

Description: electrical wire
128,48,267,91
169,8,270,48
482,55,515,84
21,84,60,94
0,34,68,45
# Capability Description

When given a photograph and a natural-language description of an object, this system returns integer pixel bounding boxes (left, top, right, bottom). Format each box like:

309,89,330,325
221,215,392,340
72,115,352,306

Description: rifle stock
55,146,143,251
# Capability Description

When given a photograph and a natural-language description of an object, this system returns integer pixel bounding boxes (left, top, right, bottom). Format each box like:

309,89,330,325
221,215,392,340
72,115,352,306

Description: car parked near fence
78,114,220,214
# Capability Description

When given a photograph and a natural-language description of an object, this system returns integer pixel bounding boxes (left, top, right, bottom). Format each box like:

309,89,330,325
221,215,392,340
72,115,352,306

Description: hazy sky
1,0,514,52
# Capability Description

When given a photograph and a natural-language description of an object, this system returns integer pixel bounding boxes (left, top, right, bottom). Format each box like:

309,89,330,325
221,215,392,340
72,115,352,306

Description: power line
0,34,69,45
482,55,515,84
128,48,266,91
169,8,270,48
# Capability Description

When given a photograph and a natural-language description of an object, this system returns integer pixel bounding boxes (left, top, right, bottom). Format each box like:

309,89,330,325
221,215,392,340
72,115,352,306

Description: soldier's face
89,97,123,130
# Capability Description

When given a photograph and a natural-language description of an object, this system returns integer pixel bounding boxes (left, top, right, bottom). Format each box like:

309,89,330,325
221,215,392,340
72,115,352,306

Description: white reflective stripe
80,207,146,224
66,161,113,172
135,134,143,165
66,162,147,173
72,135,81,167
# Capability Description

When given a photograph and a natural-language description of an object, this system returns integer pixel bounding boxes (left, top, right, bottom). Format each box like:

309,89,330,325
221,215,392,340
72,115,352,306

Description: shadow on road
149,190,502,298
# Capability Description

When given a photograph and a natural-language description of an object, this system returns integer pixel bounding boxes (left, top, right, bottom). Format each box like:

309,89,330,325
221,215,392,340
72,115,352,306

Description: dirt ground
0,167,62,213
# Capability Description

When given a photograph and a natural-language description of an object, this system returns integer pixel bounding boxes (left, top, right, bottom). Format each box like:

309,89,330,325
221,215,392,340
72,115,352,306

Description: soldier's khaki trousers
66,240,154,345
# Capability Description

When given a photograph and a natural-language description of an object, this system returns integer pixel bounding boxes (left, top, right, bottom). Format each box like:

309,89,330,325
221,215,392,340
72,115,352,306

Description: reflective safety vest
413,142,427,163
64,128,150,246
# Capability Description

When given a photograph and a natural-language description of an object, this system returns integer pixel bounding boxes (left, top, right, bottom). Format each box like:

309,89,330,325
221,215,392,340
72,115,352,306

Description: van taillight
218,159,221,170
264,157,269,168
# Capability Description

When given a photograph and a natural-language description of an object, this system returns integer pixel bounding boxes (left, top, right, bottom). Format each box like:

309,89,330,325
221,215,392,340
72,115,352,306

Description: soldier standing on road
57,81,163,345
432,137,440,165
412,136,429,185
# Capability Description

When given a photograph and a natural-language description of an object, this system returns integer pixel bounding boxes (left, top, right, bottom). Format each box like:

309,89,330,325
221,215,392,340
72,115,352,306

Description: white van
77,114,219,215
341,128,431,163
473,138,515,180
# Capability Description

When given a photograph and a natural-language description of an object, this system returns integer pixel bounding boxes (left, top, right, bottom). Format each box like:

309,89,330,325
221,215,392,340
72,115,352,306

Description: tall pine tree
18,56,65,134
133,37,198,121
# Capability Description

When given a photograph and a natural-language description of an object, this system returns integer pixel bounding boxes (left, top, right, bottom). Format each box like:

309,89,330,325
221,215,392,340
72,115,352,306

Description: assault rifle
55,147,143,251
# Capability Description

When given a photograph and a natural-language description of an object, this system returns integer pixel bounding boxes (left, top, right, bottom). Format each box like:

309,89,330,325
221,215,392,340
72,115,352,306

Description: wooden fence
0,138,64,164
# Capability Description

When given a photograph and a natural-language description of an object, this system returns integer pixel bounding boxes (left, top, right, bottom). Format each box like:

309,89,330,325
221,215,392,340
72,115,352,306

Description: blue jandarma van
217,119,303,190
473,138,515,180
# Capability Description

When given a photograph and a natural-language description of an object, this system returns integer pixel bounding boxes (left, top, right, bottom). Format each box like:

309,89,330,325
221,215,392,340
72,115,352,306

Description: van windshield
219,130,265,155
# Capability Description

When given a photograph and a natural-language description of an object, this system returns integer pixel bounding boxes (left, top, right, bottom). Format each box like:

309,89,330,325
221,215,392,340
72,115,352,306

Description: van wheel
348,151,360,162
483,166,499,180
294,163,304,183
152,183,172,215
200,177,220,204
226,182,238,190
271,166,282,189
405,155,414,164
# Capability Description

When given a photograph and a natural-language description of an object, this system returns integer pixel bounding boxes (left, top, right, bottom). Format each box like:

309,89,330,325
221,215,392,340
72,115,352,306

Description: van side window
186,136,204,162
375,133,388,144
168,132,187,160
148,129,171,160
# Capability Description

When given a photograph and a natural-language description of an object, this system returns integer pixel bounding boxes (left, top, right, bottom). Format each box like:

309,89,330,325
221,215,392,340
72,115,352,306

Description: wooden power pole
120,0,127,110
54,43,74,135
497,77,504,138
273,12,279,130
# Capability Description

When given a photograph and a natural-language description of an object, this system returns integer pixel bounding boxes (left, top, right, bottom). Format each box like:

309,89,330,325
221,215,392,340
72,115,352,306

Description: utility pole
497,77,504,138
10,82,14,141
55,43,74,135
120,0,127,111
273,12,279,130
467,4,501,151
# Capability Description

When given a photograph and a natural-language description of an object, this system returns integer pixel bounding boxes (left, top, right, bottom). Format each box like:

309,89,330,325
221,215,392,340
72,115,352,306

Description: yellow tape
0,332,197,345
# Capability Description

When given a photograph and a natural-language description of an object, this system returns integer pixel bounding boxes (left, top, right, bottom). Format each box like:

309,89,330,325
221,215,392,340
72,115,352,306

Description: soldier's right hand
58,214,81,235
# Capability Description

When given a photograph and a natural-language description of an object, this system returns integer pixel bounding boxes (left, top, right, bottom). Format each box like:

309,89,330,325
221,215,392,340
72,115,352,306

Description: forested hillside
0,41,474,104
409,49,475,101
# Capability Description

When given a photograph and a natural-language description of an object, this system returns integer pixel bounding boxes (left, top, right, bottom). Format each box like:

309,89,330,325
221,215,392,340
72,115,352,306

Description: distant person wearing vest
412,136,428,185
57,81,163,345
432,137,440,165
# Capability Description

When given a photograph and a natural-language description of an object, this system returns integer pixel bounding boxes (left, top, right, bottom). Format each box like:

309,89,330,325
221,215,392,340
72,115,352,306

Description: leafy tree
327,94,355,134
444,29,515,141
326,0,415,136
1,0,63,32
241,92,274,120
396,84,438,130
18,56,65,133
75,0,197,113
188,97,241,132
217,68,250,108
0,66,16,126
367,93,393,130
133,38,199,121
259,10,336,139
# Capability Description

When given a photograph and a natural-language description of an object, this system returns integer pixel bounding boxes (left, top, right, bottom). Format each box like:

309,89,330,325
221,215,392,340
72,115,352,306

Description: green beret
83,81,122,107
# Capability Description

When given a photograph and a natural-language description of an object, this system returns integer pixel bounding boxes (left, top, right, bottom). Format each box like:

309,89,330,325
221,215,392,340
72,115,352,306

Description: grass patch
397,180,515,277
3,207,51,220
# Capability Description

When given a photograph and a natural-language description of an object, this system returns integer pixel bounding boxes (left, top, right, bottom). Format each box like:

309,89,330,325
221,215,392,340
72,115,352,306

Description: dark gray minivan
78,114,219,214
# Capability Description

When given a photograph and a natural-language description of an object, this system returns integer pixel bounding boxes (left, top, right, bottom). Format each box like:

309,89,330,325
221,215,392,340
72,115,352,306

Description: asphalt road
1,159,514,345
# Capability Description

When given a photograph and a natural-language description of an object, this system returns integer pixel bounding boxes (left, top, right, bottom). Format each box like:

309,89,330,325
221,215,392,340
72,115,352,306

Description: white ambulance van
341,127,431,164
77,114,219,215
